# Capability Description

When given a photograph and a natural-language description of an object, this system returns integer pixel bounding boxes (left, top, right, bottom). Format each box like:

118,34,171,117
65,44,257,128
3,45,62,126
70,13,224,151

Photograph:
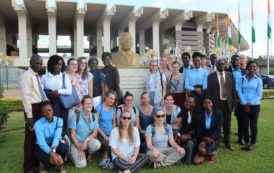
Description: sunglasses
155,114,165,118
122,116,131,120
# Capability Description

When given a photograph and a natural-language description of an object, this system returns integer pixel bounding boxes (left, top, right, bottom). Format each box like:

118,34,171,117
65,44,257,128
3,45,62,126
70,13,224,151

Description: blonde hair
118,110,134,145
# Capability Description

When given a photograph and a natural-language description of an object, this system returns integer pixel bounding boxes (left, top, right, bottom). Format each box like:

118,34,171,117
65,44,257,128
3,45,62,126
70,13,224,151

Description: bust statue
112,32,140,67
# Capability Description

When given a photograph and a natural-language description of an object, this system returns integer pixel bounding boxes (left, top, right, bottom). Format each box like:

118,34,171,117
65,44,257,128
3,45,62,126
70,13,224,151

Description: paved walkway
2,88,21,99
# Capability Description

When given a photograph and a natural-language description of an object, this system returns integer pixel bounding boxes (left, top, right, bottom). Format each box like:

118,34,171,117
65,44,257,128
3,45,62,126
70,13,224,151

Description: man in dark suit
207,59,236,150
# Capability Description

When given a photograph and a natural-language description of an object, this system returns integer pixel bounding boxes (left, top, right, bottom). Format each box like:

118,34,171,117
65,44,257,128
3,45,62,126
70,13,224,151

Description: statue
112,32,140,67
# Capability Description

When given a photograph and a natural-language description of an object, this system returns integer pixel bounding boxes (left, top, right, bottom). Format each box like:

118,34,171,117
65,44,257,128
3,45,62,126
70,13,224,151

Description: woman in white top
109,110,148,173
77,57,93,97
116,91,139,127
42,54,72,130
145,60,166,110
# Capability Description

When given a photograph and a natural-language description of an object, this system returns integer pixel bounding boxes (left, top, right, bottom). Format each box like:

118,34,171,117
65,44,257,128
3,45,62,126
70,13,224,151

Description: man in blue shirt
226,54,247,145
185,52,208,107
34,101,68,173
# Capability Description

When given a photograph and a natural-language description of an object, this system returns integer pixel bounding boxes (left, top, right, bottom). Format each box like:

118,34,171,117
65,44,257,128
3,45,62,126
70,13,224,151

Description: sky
38,0,273,58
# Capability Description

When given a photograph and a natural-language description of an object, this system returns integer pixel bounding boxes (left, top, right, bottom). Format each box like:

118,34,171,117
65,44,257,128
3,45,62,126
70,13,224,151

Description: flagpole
238,1,241,54
267,38,270,75
251,0,254,60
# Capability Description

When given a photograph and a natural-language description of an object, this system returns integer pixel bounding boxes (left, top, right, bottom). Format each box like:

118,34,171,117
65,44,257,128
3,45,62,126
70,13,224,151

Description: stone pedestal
118,68,148,106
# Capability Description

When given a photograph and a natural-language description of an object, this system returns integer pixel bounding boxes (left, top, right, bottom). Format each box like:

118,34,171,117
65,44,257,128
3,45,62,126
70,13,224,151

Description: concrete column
48,12,57,55
18,13,28,59
76,13,85,57
0,20,6,54
129,19,136,52
27,23,32,57
113,36,118,47
152,21,160,55
97,28,102,56
73,26,77,57
103,16,111,52
196,24,204,32
139,30,145,56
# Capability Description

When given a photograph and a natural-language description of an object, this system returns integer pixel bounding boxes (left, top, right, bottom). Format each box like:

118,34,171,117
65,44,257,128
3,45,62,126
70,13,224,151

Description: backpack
116,105,137,115
151,123,170,137
76,111,96,125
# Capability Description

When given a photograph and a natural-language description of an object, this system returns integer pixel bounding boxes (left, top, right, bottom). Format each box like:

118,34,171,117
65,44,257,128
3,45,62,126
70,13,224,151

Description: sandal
208,152,217,164
87,154,92,162
153,162,161,169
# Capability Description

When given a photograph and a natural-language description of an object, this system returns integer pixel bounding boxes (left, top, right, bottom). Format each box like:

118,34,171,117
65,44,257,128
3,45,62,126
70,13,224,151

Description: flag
238,2,242,45
268,0,272,39
216,14,221,48
227,16,232,46
251,0,256,43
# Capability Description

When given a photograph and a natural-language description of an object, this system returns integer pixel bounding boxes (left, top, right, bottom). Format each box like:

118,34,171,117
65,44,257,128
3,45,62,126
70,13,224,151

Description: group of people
21,51,263,173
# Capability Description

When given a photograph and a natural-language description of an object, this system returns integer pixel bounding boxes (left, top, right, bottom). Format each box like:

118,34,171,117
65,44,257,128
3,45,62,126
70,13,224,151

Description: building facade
0,0,249,67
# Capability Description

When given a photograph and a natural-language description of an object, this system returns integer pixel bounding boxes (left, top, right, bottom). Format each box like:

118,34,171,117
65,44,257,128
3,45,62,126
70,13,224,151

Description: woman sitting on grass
145,108,185,168
109,110,148,173
68,96,101,168
34,101,68,173
193,96,223,164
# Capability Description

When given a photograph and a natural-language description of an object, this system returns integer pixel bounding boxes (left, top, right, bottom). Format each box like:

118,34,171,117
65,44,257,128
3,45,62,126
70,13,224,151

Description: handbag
59,73,81,109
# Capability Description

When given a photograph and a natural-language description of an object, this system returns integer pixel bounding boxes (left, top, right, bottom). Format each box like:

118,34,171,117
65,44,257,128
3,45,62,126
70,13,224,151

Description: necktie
36,74,47,101
220,72,227,98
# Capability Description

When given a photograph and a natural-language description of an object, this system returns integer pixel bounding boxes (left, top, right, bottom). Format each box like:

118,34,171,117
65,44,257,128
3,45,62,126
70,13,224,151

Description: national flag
216,14,221,48
227,16,232,46
251,0,256,43
268,0,272,39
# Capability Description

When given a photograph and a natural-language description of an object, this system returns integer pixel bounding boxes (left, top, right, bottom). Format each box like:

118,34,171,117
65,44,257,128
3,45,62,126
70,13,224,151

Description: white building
0,0,249,67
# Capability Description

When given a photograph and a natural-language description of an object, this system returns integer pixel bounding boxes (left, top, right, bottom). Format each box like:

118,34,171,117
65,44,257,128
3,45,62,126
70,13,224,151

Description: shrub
0,98,23,140
263,89,274,99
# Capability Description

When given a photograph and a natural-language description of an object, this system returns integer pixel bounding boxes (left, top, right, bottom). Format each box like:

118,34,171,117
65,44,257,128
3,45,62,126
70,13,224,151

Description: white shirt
217,71,227,100
20,68,44,118
41,72,72,95
148,73,166,92
109,127,140,160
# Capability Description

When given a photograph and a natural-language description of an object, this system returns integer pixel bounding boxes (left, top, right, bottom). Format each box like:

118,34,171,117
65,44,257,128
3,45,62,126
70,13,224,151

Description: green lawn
1,100,274,173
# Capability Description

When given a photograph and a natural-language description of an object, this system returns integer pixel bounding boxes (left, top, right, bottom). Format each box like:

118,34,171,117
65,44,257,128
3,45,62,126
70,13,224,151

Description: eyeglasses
122,116,131,120
155,114,165,118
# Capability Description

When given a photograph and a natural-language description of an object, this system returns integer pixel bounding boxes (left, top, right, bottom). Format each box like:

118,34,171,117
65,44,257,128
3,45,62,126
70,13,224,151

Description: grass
0,100,274,173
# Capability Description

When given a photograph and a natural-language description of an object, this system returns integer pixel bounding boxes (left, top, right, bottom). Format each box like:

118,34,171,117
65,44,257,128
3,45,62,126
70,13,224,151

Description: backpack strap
62,73,66,89
76,111,80,125
151,123,169,137
160,72,163,91
133,106,137,115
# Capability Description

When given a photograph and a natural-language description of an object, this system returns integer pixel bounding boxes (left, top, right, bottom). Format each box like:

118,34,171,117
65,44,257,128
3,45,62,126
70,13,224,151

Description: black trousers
113,154,148,172
240,105,260,144
23,103,42,172
218,100,232,144
235,101,244,142
34,143,68,169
